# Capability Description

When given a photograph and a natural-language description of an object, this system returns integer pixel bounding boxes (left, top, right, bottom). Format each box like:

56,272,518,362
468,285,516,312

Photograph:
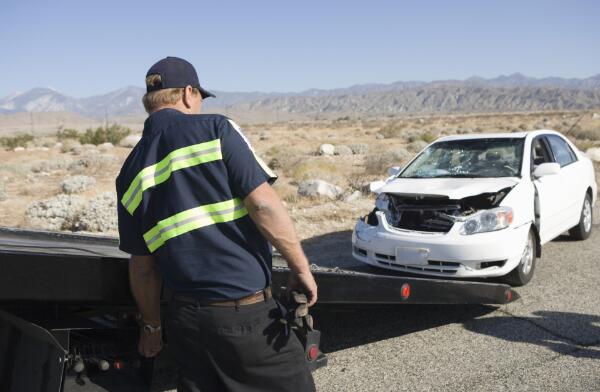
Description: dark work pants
165,296,316,392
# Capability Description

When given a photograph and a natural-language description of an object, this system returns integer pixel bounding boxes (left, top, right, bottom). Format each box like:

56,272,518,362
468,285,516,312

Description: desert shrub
263,145,304,175
273,182,300,203
406,133,419,143
0,162,30,176
78,124,131,145
408,140,428,152
56,124,131,145
378,122,405,139
0,134,34,150
364,152,397,176
347,173,372,192
56,128,80,140
570,127,600,141
265,145,282,156
420,131,438,144
288,160,341,182
572,139,596,152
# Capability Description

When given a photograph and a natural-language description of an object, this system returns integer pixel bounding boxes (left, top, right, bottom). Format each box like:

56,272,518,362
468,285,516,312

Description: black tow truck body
0,227,518,391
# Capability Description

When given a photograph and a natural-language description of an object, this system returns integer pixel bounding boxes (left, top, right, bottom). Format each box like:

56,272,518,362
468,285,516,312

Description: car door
545,134,582,232
530,136,564,243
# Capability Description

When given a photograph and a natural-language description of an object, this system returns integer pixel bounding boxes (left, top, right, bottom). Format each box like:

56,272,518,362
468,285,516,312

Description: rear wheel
569,194,593,240
504,229,536,287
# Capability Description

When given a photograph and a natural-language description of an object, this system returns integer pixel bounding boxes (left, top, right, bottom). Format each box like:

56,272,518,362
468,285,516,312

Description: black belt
172,287,273,307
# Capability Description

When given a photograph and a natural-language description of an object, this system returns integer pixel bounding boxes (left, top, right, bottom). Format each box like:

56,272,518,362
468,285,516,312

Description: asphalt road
301,205,600,391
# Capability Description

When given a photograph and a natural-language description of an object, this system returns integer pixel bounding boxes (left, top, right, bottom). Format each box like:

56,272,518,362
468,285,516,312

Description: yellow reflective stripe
121,139,222,215
143,198,247,252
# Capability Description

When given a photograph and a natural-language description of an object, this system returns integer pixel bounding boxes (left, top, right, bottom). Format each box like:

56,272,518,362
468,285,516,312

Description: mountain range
1,73,599,120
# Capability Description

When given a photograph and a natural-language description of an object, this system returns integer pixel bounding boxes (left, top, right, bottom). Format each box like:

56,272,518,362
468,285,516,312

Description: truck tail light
401,283,411,299
307,345,319,361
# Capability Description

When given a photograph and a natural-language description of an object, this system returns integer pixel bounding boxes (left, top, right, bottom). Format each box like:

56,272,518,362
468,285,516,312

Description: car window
531,138,553,167
546,135,577,167
400,138,524,178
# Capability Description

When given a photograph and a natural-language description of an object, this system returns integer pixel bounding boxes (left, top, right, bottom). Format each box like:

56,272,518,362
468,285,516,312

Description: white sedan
352,130,597,286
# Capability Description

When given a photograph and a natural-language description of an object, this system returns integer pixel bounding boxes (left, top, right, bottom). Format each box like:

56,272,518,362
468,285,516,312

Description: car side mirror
369,180,386,193
533,162,560,178
387,166,402,176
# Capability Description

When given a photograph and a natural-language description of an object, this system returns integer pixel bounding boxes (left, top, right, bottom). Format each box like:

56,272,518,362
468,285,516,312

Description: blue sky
1,0,598,97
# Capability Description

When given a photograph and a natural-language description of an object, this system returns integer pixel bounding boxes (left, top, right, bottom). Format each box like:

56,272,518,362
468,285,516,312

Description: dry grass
378,122,406,139
569,126,600,141
288,160,346,184
364,153,396,176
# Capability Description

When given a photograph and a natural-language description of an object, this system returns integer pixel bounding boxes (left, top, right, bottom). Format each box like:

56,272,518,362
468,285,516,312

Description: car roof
435,129,564,142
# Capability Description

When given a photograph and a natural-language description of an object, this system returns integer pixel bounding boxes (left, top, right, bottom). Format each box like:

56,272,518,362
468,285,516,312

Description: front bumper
352,211,530,278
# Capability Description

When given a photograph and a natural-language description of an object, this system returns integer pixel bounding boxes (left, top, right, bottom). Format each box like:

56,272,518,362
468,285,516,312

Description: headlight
459,207,514,235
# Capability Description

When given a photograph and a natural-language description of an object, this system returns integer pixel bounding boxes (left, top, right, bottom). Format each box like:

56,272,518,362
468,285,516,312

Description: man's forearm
129,255,162,325
244,183,311,275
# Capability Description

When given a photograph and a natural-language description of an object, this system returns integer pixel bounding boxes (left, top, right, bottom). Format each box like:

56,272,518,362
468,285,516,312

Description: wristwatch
143,324,162,334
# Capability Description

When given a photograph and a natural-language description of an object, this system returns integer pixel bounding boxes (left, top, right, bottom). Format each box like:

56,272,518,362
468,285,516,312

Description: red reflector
307,345,319,361
113,360,124,370
505,290,513,302
401,283,411,299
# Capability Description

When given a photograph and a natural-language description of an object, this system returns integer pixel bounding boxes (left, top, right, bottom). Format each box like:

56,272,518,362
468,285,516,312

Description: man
116,56,317,391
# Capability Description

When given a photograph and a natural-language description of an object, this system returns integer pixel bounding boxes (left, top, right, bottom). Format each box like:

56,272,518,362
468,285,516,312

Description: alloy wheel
583,198,592,233
521,234,534,275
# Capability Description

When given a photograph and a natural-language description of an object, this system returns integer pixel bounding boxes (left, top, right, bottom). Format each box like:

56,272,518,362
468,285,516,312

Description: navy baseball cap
146,56,215,99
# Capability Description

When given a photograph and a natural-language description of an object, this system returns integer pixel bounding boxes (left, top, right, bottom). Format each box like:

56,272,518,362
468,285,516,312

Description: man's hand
138,328,163,358
287,271,318,307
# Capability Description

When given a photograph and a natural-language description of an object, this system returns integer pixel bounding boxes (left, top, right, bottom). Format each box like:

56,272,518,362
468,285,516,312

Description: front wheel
569,194,593,241
504,229,536,287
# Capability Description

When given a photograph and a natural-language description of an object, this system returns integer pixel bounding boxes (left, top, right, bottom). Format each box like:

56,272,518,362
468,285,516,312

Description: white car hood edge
376,177,520,199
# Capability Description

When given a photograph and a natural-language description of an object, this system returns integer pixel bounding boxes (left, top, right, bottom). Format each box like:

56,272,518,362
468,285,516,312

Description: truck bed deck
0,226,518,305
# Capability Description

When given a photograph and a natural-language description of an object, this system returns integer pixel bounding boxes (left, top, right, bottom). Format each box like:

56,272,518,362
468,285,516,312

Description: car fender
500,179,542,257
499,180,534,227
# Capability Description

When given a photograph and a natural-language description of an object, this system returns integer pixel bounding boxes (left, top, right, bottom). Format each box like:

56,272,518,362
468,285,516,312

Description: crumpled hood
376,177,519,199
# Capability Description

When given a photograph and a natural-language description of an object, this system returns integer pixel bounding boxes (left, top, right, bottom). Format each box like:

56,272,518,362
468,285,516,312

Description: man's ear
182,85,194,109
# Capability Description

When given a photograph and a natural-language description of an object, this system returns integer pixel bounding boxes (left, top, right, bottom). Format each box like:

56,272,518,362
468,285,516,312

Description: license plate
395,247,430,265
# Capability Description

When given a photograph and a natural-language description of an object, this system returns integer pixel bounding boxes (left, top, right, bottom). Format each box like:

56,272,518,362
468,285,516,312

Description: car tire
568,193,593,241
504,229,536,287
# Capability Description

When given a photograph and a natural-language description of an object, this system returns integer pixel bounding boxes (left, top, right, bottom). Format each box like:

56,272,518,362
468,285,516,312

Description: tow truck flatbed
0,226,518,305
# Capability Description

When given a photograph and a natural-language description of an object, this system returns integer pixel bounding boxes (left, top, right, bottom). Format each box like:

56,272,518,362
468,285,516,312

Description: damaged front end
365,187,514,234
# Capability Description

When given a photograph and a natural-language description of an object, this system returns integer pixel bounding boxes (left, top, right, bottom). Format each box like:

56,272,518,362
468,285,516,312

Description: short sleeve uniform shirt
116,109,277,301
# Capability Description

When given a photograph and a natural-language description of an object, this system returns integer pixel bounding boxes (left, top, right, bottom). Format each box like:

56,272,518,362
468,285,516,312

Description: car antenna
564,112,586,136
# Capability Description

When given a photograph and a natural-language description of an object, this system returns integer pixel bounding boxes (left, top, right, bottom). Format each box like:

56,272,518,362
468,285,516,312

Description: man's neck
151,104,189,115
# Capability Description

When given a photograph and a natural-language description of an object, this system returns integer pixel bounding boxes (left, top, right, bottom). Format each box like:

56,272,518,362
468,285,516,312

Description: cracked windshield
400,138,525,178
